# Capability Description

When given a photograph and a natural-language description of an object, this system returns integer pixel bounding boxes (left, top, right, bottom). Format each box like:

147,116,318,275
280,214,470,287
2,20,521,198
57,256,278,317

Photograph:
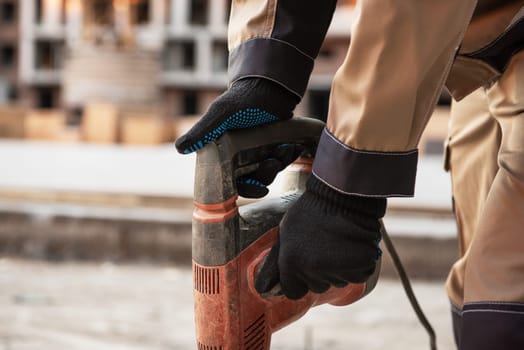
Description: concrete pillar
19,0,35,82
151,0,165,28
42,0,62,30
65,0,83,47
209,0,226,31
171,0,189,32
196,34,210,79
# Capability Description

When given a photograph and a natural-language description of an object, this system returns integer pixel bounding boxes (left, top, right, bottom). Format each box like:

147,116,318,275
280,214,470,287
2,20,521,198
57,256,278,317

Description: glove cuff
304,175,387,218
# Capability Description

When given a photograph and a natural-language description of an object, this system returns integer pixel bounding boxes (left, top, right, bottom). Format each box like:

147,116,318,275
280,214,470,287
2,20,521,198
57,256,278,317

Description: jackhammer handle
194,117,325,205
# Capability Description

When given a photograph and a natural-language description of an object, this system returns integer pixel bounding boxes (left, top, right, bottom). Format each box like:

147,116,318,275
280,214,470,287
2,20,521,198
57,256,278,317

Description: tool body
192,118,380,350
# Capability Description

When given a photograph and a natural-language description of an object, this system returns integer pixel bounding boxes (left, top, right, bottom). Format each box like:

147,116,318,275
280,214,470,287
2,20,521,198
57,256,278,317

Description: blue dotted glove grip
182,108,280,154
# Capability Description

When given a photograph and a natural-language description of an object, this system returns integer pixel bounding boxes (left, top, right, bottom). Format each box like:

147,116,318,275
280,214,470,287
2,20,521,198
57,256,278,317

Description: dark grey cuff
312,128,418,197
228,38,314,99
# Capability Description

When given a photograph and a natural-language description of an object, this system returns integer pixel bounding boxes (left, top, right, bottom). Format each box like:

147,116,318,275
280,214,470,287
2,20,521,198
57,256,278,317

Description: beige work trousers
445,51,524,348
446,50,524,301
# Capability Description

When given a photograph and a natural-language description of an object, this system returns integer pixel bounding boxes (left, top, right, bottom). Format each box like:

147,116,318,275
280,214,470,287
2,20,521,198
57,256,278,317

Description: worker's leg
459,51,524,349
314,0,478,197
444,88,501,347
228,0,337,99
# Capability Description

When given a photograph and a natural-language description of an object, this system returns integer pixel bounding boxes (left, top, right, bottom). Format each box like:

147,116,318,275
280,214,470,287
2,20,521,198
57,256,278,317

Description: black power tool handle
192,118,324,267
193,117,324,205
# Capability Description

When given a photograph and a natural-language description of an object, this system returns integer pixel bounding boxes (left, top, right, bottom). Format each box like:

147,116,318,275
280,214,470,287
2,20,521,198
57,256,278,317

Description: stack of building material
82,102,119,143
0,106,26,139
63,47,161,108
24,110,66,140
121,112,173,145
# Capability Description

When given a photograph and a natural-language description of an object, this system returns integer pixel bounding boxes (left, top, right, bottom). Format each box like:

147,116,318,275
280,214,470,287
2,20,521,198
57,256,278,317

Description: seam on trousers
465,301,524,306
463,309,524,315
463,302,524,314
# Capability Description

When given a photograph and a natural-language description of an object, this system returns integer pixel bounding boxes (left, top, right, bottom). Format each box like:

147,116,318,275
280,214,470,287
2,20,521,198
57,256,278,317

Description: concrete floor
0,259,457,350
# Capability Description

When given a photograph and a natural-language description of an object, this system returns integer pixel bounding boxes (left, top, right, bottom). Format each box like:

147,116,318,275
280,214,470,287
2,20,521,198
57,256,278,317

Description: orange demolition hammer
192,118,380,350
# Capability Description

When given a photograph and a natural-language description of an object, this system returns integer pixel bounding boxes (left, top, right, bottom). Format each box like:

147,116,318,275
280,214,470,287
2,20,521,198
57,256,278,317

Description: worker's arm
176,0,338,198
315,0,478,198
256,0,479,299
175,0,337,155
177,0,479,300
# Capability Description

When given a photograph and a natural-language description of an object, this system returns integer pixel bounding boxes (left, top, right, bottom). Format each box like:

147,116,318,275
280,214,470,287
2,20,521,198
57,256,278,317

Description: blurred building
0,0,19,104
3,0,354,121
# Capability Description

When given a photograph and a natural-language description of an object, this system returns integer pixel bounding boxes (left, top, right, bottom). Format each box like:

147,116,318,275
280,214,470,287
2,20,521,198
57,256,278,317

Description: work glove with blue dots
236,143,304,198
175,78,299,154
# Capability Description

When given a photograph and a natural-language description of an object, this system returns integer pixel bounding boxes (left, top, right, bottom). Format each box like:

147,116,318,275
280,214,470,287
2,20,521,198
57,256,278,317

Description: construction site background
0,1,458,350
0,0,450,150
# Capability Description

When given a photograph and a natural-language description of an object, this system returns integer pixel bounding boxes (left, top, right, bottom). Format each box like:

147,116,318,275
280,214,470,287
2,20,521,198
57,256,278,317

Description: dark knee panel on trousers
452,302,524,350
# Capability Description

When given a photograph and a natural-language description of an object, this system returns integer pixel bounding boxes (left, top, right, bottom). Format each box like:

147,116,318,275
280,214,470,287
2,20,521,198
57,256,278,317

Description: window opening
36,87,55,109
182,92,198,115
190,0,209,26
164,40,196,71
1,2,15,23
35,40,63,70
132,0,150,25
1,45,15,67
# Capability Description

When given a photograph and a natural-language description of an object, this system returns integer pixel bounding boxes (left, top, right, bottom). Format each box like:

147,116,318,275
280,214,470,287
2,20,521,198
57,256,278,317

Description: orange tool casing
192,119,379,350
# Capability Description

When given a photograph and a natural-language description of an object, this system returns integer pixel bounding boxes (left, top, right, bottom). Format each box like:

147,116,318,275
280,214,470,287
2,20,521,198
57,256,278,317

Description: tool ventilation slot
197,341,223,350
243,314,267,350
193,265,220,294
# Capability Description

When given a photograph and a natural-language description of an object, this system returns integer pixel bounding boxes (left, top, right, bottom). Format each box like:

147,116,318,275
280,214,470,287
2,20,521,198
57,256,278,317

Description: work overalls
227,0,524,348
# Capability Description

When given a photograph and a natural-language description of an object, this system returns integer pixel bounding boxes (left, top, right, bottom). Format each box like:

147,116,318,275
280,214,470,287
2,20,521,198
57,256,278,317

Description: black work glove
175,78,299,154
236,144,304,198
255,175,386,300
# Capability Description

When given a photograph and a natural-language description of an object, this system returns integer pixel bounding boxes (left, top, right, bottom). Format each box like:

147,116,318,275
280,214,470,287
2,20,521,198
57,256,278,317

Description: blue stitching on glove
182,108,280,154
241,178,266,188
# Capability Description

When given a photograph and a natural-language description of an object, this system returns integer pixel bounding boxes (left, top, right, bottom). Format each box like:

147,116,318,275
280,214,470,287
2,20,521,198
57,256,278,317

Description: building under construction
2,0,354,121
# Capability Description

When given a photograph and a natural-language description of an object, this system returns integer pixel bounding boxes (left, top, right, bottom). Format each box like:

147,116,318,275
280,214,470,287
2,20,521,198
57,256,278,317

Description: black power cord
380,220,438,350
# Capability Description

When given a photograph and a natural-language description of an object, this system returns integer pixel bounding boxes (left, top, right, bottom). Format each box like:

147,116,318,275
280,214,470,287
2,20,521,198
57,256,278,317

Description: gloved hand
175,78,299,154
255,175,386,300
236,144,304,198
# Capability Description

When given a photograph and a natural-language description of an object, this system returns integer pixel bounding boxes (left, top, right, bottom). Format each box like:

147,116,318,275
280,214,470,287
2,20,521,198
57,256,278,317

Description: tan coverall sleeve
228,0,478,197
228,0,337,99
312,0,479,197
